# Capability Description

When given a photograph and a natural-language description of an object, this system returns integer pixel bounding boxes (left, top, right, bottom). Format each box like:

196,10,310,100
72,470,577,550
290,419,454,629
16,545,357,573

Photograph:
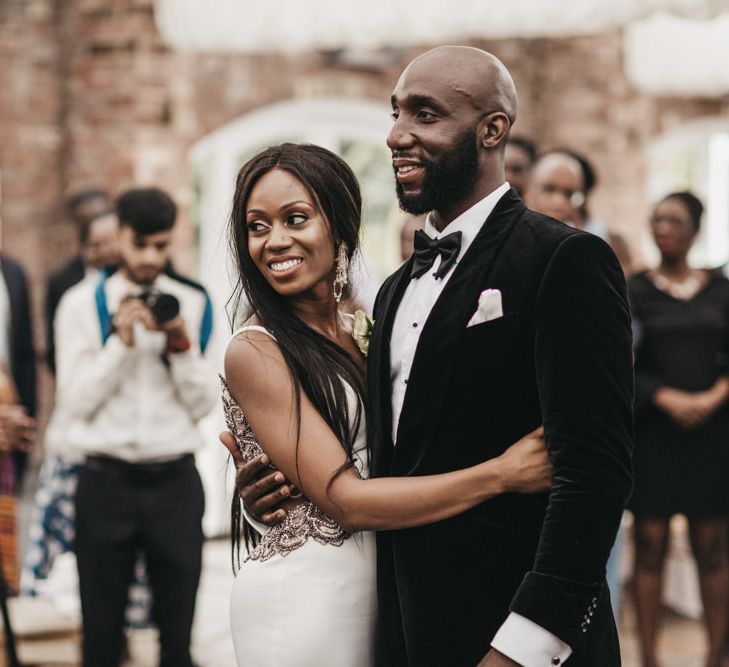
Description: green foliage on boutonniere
351,309,374,357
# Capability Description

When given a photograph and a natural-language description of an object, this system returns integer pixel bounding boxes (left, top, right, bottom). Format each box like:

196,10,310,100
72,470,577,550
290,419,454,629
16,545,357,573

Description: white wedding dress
222,325,376,667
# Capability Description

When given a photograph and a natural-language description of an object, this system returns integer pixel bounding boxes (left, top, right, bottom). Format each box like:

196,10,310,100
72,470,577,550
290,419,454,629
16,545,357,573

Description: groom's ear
478,111,511,150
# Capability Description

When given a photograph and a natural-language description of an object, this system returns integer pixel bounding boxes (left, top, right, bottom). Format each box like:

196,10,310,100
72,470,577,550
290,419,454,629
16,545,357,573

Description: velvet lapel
367,259,414,474
392,190,526,465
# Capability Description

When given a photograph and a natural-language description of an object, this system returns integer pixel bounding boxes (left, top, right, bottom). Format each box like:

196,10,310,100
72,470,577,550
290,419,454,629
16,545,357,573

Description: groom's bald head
397,46,517,127
388,46,517,222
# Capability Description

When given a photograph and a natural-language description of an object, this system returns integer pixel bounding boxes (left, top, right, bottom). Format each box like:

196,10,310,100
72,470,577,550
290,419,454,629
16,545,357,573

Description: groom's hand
477,649,521,666
219,431,289,525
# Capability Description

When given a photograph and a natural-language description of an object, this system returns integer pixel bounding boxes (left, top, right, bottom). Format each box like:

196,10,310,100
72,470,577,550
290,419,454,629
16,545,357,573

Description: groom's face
387,66,482,216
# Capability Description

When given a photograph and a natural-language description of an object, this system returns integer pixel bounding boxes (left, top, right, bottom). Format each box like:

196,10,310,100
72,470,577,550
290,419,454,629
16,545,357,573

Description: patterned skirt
0,453,17,590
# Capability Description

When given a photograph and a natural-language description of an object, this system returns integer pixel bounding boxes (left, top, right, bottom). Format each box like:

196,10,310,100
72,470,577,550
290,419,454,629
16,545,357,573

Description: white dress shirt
390,181,510,442
388,182,572,666
55,271,218,462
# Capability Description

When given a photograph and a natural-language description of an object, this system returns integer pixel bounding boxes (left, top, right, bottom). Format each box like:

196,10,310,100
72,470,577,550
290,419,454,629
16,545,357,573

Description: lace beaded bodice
221,375,363,562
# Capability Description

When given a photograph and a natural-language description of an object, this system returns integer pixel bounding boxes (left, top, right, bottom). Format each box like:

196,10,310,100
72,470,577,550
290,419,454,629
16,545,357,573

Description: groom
232,47,633,666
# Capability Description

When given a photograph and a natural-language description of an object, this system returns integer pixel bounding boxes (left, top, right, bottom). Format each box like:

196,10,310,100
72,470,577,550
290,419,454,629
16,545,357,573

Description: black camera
138,290,180,324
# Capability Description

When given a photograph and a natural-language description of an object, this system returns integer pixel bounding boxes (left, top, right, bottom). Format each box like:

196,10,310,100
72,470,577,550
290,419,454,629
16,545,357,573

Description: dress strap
232,324,276,340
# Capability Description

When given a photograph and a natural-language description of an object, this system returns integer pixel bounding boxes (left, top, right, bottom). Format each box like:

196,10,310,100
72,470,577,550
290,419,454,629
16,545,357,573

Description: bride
221,142,550,667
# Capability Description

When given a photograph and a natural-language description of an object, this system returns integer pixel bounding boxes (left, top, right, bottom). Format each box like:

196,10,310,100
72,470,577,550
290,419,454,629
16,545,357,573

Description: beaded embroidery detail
220,376,350,561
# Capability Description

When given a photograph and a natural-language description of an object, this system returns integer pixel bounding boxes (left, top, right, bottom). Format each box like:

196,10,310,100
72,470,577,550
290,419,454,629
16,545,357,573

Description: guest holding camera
629,191,729,667
55,187,217,667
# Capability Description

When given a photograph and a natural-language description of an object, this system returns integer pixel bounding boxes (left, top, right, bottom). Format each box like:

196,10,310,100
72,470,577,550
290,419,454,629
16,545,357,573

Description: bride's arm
225,332,549,533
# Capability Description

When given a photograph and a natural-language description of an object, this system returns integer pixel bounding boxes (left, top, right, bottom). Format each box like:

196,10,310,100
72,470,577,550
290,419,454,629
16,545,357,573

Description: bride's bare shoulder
225,322,287,398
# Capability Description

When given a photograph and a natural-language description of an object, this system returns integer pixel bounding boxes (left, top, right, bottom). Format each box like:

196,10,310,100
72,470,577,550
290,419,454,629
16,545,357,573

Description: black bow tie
410,229,463,280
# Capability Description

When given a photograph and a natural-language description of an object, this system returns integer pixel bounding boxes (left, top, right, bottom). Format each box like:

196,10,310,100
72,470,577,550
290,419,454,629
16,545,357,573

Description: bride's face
245,168,336,301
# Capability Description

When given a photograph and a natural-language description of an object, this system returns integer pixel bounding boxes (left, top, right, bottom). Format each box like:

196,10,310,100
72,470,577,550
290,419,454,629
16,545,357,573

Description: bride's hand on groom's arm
495,426,551,495
220,431,291,525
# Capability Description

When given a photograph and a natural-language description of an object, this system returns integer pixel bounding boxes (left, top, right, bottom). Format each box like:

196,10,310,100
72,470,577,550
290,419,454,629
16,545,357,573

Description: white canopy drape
626,13,729,94
155,0,729,52
155,0,729,95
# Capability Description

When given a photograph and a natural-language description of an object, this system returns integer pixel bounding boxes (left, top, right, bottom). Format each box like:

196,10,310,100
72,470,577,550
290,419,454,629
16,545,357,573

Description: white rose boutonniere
351,309,374,357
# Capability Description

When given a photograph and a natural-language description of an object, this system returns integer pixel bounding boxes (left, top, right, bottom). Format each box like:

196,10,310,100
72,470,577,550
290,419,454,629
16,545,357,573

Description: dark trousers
75,454,204,667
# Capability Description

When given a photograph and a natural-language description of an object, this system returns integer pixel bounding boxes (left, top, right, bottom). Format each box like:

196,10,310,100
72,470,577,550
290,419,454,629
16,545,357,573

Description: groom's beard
394,130,481,216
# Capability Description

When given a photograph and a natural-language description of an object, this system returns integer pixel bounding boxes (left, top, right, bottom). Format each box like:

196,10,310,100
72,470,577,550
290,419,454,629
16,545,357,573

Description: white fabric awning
155,0,729,52
626,13,729,95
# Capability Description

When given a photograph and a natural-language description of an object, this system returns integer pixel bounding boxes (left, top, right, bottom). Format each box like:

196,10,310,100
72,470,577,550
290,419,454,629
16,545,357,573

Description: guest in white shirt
22,211,154,633
55,187,217,667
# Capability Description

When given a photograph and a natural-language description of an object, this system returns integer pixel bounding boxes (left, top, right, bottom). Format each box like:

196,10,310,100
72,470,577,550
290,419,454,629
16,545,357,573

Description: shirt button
552,659,561,666
412,322,418,328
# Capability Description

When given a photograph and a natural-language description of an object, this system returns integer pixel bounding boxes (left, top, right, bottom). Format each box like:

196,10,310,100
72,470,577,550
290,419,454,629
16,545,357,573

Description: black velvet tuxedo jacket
45,254,86,375
367,190,634,666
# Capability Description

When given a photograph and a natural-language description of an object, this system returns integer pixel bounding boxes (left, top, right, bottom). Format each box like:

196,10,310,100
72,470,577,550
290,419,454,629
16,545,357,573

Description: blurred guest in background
55,187,217,667
527,149,632,275
629,192,729,667
504,135,537,197
28,201,120,599
561,149,633,275
0,250,36,592
23,206,152,633
41,208,120,463
526,150,585,227
0,364,35,589
0,253,37,485
0,391,34,455
45,187,115,374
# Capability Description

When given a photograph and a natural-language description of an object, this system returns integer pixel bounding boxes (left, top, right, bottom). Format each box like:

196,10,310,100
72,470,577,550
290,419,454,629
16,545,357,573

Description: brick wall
2,1,729,424
0,0,65,314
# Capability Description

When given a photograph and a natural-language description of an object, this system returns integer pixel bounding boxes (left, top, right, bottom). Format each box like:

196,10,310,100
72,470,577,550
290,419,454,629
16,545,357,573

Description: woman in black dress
629,191,729,667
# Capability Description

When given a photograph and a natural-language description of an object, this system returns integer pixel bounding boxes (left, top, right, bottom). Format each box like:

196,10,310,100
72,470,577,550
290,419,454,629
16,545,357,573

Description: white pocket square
467,289,503,327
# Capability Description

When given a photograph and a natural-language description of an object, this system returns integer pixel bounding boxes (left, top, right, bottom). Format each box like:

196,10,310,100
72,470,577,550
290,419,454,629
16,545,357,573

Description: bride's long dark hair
228,143,366,569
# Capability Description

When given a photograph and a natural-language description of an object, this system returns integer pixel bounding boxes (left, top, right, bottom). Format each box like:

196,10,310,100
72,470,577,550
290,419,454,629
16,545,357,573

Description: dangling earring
333,242,349,304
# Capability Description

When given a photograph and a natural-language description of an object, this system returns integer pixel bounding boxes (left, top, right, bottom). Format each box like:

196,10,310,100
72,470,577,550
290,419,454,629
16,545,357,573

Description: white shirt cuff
491,612,572,666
